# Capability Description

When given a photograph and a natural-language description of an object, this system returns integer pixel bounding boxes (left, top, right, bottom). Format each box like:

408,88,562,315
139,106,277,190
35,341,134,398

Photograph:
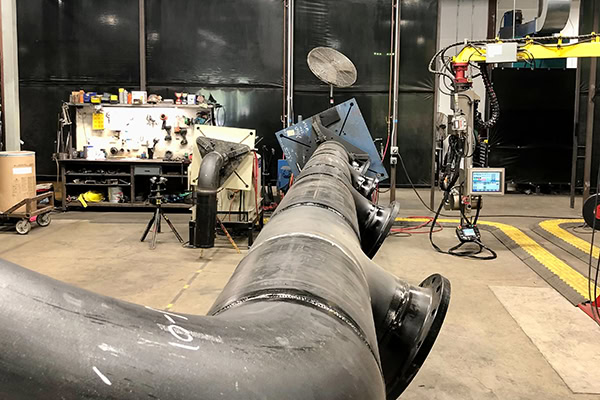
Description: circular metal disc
307,47,357,88
583,194,600,227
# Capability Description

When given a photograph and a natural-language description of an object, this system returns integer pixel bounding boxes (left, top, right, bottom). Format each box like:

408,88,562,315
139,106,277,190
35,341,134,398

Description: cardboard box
0,151,36,213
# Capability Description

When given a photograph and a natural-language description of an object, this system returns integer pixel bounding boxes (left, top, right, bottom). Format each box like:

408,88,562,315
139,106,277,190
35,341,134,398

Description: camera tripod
140,177,184,249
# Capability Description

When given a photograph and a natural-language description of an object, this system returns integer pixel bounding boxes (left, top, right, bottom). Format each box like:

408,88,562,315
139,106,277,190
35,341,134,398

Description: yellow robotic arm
452,33,600,64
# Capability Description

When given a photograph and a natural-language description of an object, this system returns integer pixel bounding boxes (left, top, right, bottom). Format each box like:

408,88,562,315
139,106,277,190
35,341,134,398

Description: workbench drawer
134,165,161,176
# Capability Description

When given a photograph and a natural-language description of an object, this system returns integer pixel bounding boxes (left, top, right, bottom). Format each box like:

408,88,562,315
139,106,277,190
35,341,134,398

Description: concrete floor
1,189,599,399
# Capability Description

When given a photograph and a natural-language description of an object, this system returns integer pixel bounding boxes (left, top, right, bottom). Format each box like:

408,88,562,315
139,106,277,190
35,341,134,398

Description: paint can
108,186,124,203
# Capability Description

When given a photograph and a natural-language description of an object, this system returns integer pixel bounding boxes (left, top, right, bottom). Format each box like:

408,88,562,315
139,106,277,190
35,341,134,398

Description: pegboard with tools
73,104,213,161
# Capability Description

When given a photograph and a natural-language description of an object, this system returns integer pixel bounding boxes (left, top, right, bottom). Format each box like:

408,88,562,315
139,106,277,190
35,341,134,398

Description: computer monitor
467,167,505,195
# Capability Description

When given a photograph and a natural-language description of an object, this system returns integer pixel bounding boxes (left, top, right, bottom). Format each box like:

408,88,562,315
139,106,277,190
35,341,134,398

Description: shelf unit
59,159,191,211
67,103,212,110
65,201,190,209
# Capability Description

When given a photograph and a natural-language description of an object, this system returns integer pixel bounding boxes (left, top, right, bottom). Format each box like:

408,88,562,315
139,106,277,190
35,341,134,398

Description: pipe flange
383,274,451,399
362,201,400,258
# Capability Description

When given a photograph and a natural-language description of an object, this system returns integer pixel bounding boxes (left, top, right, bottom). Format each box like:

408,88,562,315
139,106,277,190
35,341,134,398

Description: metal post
285,0,294,127
487,0,497,40
583,2,599,201
0,0,21,151
389,0,401,202
430,0,443,210
512,0,516,39
282,0,287,128
139,0,146,91
570,59,581,208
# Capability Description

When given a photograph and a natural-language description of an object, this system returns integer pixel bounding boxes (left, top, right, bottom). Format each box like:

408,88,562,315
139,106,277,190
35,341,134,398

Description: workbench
59,158,191,210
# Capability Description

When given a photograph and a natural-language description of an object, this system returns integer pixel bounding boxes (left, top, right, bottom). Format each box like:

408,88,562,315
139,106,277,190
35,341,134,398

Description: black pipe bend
193,151,225,248
0,141,449,399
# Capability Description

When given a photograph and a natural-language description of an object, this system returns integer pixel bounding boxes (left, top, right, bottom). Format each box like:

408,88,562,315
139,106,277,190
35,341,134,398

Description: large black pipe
0,141,449,399
193,151,224,248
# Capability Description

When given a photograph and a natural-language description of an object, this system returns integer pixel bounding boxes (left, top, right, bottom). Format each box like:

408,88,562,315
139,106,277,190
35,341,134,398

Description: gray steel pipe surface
0,141,449,399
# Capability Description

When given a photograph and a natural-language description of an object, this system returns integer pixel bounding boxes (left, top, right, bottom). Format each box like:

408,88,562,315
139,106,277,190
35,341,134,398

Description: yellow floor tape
397,217,599,299
538,219,600,259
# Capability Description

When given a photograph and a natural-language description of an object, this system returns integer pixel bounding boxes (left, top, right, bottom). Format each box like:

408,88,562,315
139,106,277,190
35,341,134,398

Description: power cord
427,136,497,260
586,165,600,325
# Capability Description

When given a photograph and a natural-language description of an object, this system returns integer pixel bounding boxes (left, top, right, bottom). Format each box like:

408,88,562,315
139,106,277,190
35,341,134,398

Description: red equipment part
578,296,600,324
453,62,470,85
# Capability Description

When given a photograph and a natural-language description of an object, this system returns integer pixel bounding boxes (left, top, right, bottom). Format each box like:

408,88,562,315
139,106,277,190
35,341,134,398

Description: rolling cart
0,192,55,235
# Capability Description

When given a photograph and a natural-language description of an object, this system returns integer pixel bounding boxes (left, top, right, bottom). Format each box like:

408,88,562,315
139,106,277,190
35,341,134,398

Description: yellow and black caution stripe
537,219,599,261
396,217,599,305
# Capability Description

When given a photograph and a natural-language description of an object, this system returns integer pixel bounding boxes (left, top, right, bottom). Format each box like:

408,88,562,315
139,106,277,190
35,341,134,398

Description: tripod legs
140,207,183,249
150,208,161,250
162,213,184,243
140,208,158,243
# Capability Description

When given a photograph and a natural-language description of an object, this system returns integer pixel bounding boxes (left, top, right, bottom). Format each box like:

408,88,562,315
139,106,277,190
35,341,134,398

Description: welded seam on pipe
274,202,360,237
211,288,383,376
295,169,352,189
245,232,366,278
301,161,353,177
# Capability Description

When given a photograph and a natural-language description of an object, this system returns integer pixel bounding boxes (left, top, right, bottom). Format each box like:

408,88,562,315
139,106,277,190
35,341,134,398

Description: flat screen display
471,171,502,193
462,228,476,236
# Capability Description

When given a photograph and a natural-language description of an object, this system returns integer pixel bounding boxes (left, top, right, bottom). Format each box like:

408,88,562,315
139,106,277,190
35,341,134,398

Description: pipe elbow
197,151,225,191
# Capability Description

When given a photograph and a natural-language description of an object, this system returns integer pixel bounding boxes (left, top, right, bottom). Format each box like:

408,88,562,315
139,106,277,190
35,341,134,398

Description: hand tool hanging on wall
160,114,172,141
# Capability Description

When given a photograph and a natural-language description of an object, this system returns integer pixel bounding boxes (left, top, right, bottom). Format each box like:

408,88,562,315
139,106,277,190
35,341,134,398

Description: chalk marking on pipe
98,343,121,357
137,338,164,347
145,306,188,320
92,366,112,386
156,323,223,343
169,342,200,351
167,325,194,342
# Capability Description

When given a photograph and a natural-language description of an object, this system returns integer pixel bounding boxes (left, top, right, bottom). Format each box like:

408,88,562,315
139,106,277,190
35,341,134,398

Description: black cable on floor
588,166,600,325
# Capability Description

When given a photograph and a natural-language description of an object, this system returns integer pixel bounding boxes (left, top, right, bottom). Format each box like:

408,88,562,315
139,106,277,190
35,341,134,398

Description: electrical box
485,43,518,63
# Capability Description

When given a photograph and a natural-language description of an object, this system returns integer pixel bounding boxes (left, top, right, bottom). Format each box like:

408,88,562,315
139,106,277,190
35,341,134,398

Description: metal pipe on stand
389,0,401,201
0,142,450,400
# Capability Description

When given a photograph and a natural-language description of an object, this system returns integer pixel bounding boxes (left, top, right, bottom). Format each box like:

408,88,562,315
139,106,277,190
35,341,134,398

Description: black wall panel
17,0,140,176
18,0,438,185
489,68,576,185
577,0,600,191
18,1,139,84
145,0,284,87
294,0,438,185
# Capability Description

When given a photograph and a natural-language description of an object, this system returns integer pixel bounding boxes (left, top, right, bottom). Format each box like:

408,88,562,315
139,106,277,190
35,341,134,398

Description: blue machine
277,159,292,191
274,99,388,181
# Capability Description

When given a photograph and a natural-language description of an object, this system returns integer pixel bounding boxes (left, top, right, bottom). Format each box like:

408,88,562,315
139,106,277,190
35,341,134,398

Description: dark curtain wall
488,68,576,185
144,0,284,181
18,0,438,185
294,0,438,185
577,0,600,191
17,1,140,177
